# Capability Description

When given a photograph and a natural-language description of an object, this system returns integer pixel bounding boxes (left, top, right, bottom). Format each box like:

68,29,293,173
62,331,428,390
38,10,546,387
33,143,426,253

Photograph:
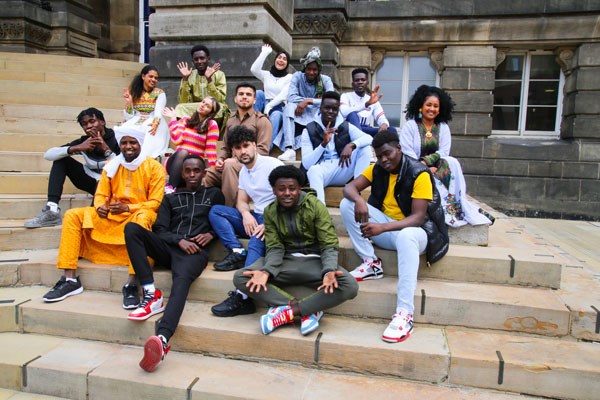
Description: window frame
373,52,440,130
492,51,564,138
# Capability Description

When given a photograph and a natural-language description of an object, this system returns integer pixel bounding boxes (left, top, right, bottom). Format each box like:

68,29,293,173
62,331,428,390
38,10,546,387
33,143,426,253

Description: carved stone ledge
293,12,347,41
495,49,507,68
555,47,575,76
429,48,444,74
370,48,385,72
0,20,51,47
25,23,51,46
0,21,25,39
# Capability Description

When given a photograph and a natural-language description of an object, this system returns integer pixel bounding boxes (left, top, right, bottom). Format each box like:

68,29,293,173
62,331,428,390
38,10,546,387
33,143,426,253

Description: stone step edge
0,332,536,400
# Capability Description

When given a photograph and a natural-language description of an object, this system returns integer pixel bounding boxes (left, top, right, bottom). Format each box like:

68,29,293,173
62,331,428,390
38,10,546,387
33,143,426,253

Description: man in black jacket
340,130,448,344
124,154,224,372
24,108,120,228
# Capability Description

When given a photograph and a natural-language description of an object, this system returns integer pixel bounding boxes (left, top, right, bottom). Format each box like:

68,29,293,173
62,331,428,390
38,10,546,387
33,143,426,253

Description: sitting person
250,43,293,156
233,165,358,336
280,47,334,161
124,155,224,372
24,108,120,228
42,126,166,309
203,83,272,207
122,65,170,158
340,130,448,343
209,126,282,317
175,44,230,128
340,68,397,136
301,91,372,203
162,96,220,190
400,85,493,227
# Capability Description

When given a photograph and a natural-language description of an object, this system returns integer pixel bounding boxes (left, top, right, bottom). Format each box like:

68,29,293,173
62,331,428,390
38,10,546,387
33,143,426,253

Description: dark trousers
124,223,208,342
48,157,98,204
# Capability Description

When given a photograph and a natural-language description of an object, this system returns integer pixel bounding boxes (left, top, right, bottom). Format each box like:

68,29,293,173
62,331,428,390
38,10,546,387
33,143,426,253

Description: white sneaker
349,258,383,281
277,148,296,161
382,309,414,343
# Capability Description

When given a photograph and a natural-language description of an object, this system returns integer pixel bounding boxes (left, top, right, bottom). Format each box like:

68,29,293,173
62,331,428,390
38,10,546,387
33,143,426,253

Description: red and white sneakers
127,289,165,321
139,335,170,372
382,309,414,343
349,258,383,281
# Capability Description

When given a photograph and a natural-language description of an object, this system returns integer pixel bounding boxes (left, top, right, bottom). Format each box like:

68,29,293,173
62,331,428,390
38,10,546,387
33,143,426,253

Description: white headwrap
104,124,147,178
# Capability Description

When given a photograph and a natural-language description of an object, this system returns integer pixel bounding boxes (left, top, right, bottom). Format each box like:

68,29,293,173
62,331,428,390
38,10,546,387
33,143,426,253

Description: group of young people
24,42,494,373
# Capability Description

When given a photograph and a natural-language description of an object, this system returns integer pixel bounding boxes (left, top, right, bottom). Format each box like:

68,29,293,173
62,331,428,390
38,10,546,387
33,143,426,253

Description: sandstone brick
545,178,581,201
444,46,496,68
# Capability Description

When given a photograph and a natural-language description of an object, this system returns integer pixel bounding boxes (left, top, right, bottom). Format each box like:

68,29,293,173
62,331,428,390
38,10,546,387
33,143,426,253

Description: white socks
47,202,59,213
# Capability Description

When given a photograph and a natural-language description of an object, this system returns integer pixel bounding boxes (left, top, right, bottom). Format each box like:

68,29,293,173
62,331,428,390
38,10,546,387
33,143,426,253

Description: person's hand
205,63,221,80
243,270,269,293
360,222,384,238
321,122,334,147
262,43,272,53
354,199,369,224
215,158,224,172
242,212,258,237
108,197,129,215
96,197,110,218
294,99,312,116
177,61,193,80
378,123,389,132
338,143,355,168
366,84,383,107
148,120,159,136
178,239,200,254
318,270,343,294
123,88,132,108
73,137,97,153
191,232,213,247
429,166,438,174
162,107,177,121
252,224,265,241
90,135,109,152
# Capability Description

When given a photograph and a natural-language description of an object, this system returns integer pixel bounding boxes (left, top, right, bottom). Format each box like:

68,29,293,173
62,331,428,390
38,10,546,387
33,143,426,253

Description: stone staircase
1,52,599,400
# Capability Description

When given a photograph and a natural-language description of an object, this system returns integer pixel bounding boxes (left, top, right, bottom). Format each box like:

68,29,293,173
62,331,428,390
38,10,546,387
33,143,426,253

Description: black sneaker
122,283,140,310
43,276,83,302
211,291,256,317
213,251,246,271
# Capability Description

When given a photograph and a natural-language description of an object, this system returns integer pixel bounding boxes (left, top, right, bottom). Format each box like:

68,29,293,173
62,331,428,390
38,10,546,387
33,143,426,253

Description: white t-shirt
239,154,284,214
340,91,390,128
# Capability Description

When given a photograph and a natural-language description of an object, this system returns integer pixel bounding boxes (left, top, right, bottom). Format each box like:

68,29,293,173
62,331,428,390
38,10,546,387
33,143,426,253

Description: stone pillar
148,0,293,108
291,0,348,88
440,46,496,138
561,43,600,141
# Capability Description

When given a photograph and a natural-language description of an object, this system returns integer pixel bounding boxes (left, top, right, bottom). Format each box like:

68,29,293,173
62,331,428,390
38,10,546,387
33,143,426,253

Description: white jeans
307,146,371,203
340,198,427,314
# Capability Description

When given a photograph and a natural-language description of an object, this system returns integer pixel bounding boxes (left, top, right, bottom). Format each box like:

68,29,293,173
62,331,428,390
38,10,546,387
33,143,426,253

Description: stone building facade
1,0,599,220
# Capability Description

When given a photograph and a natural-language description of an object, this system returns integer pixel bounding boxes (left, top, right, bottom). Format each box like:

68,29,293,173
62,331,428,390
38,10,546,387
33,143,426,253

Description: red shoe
127,289,165,321
139,335,170,372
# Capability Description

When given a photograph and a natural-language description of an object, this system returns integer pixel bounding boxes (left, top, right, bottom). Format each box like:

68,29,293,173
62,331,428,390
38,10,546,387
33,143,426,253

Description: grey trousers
233,255,359,316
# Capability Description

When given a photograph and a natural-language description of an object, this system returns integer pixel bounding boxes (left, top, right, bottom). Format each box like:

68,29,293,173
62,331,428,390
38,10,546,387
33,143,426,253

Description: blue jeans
268,104,284,150
208,205,265,267
254,90,266,113
346,111,397,137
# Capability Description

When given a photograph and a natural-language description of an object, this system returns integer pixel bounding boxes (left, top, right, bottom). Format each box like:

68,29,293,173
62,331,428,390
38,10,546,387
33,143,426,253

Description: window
493,53,563,136
374,55,438,129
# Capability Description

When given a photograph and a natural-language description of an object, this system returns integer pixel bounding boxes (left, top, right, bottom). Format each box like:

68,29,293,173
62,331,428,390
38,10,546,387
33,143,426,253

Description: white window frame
373,52,440,130
492,51,564,138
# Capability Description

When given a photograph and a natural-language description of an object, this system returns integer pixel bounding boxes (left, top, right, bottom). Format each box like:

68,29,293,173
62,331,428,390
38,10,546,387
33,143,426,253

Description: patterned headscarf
300,47,324,98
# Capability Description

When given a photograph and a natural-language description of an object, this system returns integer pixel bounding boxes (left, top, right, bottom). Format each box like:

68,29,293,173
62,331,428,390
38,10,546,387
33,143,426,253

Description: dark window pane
496,55,524,79
525,107,557,131
528,81,559,106
408,57,437,80
493,106,520,130
530,55,560,79
494,81,522,106
378,57,404,80
377,80,403,103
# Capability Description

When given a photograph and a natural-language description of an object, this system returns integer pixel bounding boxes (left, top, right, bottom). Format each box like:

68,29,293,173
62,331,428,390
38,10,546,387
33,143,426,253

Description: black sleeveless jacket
367,154,449,263
305,120,352,161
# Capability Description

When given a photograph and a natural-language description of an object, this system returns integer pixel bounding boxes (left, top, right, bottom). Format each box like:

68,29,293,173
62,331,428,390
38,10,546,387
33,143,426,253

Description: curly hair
405,85,454,123
128,65,159,103
226,125,256,148
190,45,210,57
372,129,400,150
76,108,105,125
186,96,220,133
268,165,306,187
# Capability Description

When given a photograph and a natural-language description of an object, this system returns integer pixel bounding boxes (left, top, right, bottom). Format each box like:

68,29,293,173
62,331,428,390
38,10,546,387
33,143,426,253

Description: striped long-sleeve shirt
168,117,219,167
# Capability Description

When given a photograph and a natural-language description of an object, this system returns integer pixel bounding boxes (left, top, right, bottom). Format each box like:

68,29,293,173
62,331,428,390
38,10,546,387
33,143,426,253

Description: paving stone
557,266,600,341
446,328,600,400
0,388,68,400
0,287,47,332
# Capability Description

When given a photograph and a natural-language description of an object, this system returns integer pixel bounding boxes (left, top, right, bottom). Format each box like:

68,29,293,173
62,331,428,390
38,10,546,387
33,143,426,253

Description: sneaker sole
24,221,62,228
382,327,414,343
127,305,165,321
139,336,164,372
211,304,256,317
353,273,384,282
122,302,140,310
300,312,324,336
43,286,83,302
213,262,245,272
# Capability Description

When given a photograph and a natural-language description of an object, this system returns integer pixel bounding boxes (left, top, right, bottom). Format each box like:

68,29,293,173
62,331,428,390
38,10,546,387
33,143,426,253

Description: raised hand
123,88,132,108
205,62,221,79
366,84,383,107
177,61,193,79
162,107,177,121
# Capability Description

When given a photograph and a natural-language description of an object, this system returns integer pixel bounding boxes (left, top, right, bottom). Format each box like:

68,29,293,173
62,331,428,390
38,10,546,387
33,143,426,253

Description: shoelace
271,308,292,328
139,291,154,308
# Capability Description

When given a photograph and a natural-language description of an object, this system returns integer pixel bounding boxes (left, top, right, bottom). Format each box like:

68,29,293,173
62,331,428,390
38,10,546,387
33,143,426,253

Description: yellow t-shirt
362,164,433,221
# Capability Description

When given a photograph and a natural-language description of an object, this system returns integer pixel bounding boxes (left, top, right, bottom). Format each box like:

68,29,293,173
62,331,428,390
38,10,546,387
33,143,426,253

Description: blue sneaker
300,311,323,336
260,305,294,335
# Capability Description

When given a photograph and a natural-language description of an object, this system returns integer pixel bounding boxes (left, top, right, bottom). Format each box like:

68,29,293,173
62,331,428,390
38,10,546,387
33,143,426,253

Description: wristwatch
104,149,112,158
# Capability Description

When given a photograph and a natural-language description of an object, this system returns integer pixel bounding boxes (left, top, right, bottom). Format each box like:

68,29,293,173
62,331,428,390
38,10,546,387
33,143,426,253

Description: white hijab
104,124,147,178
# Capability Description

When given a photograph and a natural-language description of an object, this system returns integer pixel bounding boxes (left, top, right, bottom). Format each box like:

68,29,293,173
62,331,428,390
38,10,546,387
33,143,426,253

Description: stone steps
0,92,124,110
0,173,83,195
0,195,92,219
0,115,123,135
11,260,570,336
0,134,96,152
0,80,125,100
1,288,598,399
0,332,535,400
0,69,132,88
0,104,123,122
